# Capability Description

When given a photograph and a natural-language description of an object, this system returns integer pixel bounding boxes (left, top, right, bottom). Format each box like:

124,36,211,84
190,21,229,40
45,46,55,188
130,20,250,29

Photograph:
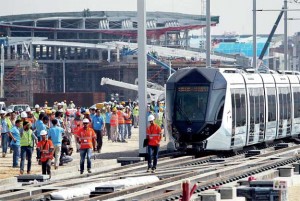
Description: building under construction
0,11,228,106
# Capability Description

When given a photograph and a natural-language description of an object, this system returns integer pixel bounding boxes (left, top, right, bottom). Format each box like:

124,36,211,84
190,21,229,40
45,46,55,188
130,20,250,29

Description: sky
2,0,300,36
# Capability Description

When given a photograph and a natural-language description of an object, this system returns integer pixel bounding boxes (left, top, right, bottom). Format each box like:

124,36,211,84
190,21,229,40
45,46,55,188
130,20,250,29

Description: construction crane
100,77,164,102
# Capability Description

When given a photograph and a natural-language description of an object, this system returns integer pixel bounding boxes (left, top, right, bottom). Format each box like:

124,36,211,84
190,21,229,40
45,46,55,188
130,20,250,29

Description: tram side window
286,87,291,119
249,89,255,124
231,89,246,127
255,90,260,124
294,88,300,118
231,91,236,129
267,88,276,122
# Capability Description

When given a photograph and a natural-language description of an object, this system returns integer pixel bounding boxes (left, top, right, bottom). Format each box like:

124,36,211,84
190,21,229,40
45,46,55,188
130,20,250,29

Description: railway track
1,143,300,201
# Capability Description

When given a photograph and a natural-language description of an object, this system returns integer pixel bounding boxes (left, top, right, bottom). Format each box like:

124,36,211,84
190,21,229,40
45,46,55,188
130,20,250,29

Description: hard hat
7,109,13,113
58,109,64,113
25,107,31,112
46,110,52,115
112,107,117,112
70,100,73,103
45,101,48,103
35,104,40,109
40,110,45,113
83,118,90,123
0,110,6,114
52,109,56,113
40,130,47,136
84,110,90,115
57,103,62,106
21,111,28,118
148,114,155,122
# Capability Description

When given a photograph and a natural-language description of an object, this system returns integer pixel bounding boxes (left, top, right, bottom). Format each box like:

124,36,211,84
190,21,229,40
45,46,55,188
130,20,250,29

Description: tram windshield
175,86,209,122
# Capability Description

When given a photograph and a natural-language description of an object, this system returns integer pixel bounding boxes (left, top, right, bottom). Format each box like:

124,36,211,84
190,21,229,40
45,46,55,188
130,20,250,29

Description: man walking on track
76,118,96,174
37,130,54,178
146,114,162,173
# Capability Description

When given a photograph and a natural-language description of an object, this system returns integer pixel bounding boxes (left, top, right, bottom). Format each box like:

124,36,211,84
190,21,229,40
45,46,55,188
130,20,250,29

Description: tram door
265,87,277,141
277,87,292,138
230,88,247,148
247,88,265,145
292,87,300,135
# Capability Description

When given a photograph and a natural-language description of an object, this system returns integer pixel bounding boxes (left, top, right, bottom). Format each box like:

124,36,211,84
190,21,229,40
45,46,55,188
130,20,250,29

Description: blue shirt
105,112,111,124
35,120,47,137
92,115,104,130
1,118,9,133
48,126,64,146
10,126,20,146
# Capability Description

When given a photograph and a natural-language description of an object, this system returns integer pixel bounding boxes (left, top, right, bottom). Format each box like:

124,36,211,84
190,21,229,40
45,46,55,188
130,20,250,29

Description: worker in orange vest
37,130,54,178
76,118,96,174
117,105,126,142
110,107,118,142
146,114,162,173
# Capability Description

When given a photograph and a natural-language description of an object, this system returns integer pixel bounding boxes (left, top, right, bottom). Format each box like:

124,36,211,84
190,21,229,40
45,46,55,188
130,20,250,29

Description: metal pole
253,0,257,69
293,43,297,72
284,0,288,71
0,44,4,98
138,0,147,155
63,59,66,93
206,0,211,67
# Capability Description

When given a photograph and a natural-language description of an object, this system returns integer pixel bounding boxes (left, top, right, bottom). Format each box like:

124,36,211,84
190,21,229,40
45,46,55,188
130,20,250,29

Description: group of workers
0,98,165,177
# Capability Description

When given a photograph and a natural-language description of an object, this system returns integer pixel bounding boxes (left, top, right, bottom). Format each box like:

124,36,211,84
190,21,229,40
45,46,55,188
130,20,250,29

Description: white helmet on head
35,104,40,109
40,130,47,136
7,109,13,113
83,118,90,123
21,111,28,118
26,107,31,112
148,114,155,122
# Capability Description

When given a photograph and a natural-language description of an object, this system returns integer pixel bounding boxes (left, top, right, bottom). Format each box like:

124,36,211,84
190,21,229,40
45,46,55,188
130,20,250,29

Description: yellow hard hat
112,107,117,112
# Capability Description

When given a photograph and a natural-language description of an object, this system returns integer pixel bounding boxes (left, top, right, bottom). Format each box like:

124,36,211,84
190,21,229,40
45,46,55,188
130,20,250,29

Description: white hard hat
83,118,90,123
40,130,47,136
58,109,64,113
40,110,45,113
35,104,40,109
26,107,31,112
57,103,62,106
52,109,56,113
7,109,13,113
0,110,6,114
21,111,28,118
148,114,155,122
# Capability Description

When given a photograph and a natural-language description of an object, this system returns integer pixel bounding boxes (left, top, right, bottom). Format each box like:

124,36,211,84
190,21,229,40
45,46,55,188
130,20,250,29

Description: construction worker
48,119,64,170
132,102,139,128
1,110,11,157
146,114,162,173
110,107,118,142
105,107,112,141
20,121,36,175
10,119,22,167
68,101,75,109
33,104,40,120
124,106,132,139
117,105,126,142
37,130,54,178
91,109,104,153
76,118,96,174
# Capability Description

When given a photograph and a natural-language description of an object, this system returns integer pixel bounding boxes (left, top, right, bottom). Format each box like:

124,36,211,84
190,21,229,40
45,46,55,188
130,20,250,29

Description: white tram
165,67,300,151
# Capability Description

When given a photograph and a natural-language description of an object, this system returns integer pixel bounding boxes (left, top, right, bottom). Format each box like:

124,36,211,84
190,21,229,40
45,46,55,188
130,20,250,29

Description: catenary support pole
284,0,288,71
253,0,257,70
0,44,4,98
138,0,147,155
206,0,211,67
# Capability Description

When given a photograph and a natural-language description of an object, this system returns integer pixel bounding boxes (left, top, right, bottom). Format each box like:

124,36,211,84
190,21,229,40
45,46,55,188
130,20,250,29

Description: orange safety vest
110,113,118,127
37,140,54,162
77,127,96,149
124,111,132,124
117,110,125,124
146,123,162,146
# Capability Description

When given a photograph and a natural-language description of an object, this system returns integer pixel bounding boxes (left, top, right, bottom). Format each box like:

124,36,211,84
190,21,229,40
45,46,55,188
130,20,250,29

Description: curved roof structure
0,11,219,37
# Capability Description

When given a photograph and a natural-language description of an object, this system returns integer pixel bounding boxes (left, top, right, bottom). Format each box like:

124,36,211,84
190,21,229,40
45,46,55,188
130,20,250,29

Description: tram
165,67,300,151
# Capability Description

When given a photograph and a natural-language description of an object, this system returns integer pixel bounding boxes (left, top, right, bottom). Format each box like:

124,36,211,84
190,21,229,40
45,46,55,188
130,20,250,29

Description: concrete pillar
7,46,11,60
21,44,25,60
219,187,236,200
14,44,18,59
116,46,120,62
278,166,294,177
292,163,299,173
107,49,111,62
200,190,221,201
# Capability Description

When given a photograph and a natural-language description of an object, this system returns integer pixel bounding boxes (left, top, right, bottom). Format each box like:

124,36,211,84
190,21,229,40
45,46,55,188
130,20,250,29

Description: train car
165,67,300,151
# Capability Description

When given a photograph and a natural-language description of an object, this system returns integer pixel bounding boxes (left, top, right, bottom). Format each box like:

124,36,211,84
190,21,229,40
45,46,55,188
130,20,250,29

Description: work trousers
110,126,118,142
94,130,102,151
147,145,160,170
11,144,20,167
42,159,52,176
105,123,111,140
20,146,33,173
1,133,8,154
80,148,92,172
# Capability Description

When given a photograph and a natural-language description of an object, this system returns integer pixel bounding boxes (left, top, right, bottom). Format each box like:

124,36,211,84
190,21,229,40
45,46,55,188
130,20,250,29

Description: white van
7,104,30,112
0,102,6,111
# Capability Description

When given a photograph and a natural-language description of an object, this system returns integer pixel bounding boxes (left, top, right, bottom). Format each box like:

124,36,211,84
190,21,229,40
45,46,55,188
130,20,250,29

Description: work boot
19,170,24,175
151,168,156,173
88,169,92,173
2,153,6,158
146,168,151,173
80,171,83,174
27,171,31,174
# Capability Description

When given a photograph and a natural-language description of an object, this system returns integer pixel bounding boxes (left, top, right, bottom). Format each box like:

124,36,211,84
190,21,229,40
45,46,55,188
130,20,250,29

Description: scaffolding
4,60,46,105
